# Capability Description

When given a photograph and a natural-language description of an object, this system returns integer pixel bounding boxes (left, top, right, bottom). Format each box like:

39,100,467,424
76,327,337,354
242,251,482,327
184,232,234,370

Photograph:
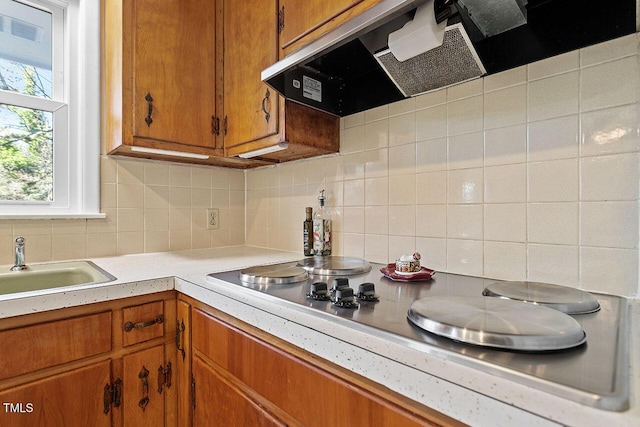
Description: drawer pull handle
124,314,164,332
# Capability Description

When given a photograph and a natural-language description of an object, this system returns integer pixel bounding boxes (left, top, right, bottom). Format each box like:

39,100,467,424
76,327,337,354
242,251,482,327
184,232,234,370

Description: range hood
262,0,637,117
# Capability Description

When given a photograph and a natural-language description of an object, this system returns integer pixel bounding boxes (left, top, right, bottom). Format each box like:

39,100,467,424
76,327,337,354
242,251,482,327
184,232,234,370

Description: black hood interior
267,0,637,117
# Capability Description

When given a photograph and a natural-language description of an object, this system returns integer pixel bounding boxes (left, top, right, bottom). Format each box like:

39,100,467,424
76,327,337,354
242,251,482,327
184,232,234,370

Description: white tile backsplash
580,103,640,157
447,205,483,240
528,159,579,202
484,84,527,129
416,105,447,141
484,164,526,203
484,203,526,242
484,124,527,166
580,56,640,112
447,131,484,169
484,66,526,92
416,171,447,205
580,201,639,249
244,36,640,298
580,153,639,201
416,138,447,172
528,202,579,245
447,168,483,204
416,205,447,238
528,71,580,122
448,95,484,135
528,115,579,162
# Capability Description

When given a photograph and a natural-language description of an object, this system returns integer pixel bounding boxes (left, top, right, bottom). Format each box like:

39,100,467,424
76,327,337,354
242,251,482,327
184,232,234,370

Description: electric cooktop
207,257,629,411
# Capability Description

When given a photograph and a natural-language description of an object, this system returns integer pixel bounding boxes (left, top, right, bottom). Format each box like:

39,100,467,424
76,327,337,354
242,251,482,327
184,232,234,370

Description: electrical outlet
206,208,219,230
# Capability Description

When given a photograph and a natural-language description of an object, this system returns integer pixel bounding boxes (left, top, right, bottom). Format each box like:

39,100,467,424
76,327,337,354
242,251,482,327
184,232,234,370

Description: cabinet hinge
103,378,122,414
223,116,228,136
211,116,220,136
176,319,186,361
157,362,172,394
278,6,285,33
190,374,196,409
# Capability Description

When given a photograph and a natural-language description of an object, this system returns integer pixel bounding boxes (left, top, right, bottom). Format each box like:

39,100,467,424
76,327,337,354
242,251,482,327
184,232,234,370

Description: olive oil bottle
303,207,313,256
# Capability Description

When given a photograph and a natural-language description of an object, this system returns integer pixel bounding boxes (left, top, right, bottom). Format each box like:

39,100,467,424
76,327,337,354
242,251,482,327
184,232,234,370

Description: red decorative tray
380,264,436,282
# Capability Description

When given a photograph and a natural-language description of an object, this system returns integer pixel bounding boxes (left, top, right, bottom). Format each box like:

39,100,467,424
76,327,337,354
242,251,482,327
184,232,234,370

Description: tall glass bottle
312,190,332,256
303,207,313,256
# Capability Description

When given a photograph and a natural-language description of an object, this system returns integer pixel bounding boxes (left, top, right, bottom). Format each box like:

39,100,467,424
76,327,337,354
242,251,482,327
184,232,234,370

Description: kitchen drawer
122,300,165,346
0,311,112,381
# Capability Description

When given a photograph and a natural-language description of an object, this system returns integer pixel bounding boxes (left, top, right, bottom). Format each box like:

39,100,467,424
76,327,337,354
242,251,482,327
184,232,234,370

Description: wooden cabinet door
279,0,363,51
131,0,216,148
192,356,285,427
0,360,112,427
122,345,165,427
223,0,279,150
176,299,192,427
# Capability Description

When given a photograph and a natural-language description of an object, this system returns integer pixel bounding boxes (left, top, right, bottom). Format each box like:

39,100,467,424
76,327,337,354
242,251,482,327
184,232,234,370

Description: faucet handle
15,237,25,245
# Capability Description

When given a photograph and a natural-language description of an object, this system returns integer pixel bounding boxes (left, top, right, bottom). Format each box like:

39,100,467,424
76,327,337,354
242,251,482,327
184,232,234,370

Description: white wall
246,33,640,298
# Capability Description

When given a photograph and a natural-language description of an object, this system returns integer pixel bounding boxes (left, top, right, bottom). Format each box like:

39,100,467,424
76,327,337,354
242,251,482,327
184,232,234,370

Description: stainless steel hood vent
375,23,485,97
262,0,637,117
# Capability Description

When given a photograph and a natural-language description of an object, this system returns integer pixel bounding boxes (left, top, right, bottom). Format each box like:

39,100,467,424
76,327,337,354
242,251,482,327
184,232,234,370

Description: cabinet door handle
138,366,150,411
145,92,154,126
124,314,164,332
261,89,271,123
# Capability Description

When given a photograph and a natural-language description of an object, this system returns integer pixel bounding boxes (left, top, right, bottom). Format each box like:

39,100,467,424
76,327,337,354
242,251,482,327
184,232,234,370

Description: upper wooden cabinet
222,0,340,162
103,0,261,168
222,0,279,149
279,0,382,56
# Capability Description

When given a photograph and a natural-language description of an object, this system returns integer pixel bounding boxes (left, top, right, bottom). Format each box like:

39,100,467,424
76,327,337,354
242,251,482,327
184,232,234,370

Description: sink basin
0,261,116,295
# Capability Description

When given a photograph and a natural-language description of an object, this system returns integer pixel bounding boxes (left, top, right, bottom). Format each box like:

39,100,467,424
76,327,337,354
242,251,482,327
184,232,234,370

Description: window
0,0,101,218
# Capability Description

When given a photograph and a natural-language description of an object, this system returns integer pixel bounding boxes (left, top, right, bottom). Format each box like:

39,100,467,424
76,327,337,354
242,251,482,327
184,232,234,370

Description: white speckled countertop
0,246,638,427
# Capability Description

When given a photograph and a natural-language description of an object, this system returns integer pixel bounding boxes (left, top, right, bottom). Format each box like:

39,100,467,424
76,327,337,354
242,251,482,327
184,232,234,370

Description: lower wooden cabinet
0,360,112,427
0,290,463,427
0,291,177,427
182,295,463,427
122,345,168,426
192,356,285,426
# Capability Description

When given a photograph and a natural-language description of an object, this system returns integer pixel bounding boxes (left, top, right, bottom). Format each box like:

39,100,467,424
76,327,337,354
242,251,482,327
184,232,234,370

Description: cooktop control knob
331,277,350,295
356,282,379,302
332,287,358,309
307,282,331,301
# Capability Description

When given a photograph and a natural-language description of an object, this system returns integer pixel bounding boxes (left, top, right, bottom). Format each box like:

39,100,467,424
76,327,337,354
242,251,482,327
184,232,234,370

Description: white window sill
0,213,107,220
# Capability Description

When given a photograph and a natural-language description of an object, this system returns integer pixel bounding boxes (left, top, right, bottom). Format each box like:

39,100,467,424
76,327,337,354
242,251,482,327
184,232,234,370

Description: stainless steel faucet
10,237,28,271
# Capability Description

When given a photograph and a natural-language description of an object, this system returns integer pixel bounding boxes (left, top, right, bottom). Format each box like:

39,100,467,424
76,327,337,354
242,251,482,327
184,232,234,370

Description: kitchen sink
0,261,116,295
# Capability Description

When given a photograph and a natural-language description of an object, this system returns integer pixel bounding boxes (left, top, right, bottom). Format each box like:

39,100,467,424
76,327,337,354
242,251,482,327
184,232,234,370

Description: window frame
0,0,102,218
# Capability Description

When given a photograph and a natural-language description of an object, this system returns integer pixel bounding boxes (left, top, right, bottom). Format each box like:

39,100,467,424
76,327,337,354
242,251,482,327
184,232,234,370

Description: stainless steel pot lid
297,256,372,275
483,281,600,315
407,296,587,351
239,264,308,285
